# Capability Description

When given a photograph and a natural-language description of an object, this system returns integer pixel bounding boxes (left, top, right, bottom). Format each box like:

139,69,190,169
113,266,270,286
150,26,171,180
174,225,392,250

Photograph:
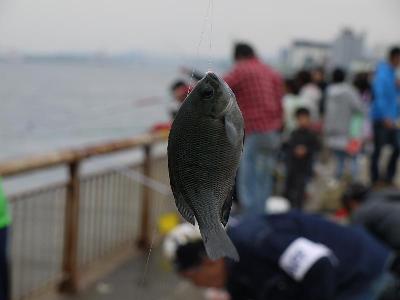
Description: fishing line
113,168,173,299
138,224,157,296
30,95,167,136
114,167,171,196
115,164,170,299
137,175,165,300
208,0,214,72
134,2,216,296
187,0,215,96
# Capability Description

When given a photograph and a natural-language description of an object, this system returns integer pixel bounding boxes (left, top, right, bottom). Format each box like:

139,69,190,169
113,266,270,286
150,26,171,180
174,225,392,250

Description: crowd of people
0,39,398,300
166,43,400,300
170,43,400,211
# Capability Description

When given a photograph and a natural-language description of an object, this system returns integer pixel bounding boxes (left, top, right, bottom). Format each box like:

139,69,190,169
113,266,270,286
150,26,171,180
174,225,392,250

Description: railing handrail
0,131,169,177
2,130,170,294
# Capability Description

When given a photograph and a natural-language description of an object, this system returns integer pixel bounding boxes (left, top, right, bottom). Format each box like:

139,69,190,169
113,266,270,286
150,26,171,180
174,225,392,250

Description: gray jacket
352,195,400,251
324,83,364,150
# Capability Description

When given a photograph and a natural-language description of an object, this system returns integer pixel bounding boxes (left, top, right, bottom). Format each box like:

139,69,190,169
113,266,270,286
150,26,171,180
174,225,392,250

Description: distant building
285,39,331,72
330,28,365,69
279,28,379,74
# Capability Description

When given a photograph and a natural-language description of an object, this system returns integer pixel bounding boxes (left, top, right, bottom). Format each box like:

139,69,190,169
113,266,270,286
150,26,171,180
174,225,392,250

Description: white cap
163,223,202,260
265,196,291,214
204,288,231,300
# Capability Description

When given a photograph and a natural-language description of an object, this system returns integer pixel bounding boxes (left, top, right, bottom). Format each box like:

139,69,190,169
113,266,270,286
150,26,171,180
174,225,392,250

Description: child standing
283,78,308,138
285,108,320,208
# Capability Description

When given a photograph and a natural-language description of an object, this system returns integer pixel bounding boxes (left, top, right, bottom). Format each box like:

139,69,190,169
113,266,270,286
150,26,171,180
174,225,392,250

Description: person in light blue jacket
370,46,400,185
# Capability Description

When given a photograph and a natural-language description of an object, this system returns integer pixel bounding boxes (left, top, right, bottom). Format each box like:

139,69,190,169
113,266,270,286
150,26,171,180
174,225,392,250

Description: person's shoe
372,180,387,190
383,180,397,189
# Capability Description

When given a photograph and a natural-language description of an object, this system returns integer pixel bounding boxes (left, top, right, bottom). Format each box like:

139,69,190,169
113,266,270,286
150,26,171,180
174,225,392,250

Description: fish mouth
205,72,221,88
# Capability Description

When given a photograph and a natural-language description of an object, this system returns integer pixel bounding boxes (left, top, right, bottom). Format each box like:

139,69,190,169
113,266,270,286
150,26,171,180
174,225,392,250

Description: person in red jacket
181,43,284,214
224,43,284,213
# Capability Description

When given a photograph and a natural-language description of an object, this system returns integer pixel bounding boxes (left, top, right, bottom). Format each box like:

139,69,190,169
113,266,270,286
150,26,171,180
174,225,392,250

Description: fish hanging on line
168,72,244,261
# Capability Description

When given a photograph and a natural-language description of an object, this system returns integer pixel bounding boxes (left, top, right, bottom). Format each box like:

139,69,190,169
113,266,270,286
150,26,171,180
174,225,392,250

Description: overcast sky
0,0,399,58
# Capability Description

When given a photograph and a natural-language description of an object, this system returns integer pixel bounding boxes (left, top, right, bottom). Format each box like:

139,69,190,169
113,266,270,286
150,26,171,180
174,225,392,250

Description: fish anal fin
170,165,195,225
175,196,195,225
220,188,234,227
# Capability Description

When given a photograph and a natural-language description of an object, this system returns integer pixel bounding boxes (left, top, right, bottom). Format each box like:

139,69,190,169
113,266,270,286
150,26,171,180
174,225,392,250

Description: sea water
0,61,174,161
0,61,176,192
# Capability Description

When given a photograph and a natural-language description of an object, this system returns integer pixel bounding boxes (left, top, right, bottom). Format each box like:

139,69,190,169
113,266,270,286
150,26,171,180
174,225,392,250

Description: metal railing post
59,161,80,293
136,145,152,250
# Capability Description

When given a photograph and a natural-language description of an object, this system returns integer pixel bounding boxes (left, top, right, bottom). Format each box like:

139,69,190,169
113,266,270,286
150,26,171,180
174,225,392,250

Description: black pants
0,227,9,300
285,164,309,209
370,121,400,184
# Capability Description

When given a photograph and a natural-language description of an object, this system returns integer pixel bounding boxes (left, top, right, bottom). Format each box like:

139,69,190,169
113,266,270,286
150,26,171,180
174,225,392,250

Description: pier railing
0,131,174,300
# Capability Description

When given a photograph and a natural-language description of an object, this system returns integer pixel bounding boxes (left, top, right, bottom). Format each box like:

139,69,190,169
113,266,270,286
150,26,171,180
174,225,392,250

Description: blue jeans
0,227,10,300
238,131,280,214
334,150,358,180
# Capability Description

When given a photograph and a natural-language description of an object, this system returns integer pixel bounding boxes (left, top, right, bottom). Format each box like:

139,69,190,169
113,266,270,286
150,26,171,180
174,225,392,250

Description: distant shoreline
0,52,230,68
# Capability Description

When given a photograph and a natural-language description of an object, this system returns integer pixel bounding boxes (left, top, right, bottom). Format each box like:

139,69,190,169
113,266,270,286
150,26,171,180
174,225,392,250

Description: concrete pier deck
61,248,204,300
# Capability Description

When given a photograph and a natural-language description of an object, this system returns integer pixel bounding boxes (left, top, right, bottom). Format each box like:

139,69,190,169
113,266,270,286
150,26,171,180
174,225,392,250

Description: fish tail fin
200,223,239,261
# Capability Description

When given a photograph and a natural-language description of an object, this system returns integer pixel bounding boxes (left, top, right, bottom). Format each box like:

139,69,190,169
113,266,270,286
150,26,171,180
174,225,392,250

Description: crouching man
341,182,400,251
164,211,399,300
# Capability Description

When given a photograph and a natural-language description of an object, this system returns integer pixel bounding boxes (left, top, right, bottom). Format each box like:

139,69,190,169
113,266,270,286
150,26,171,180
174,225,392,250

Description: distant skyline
0,0,399,58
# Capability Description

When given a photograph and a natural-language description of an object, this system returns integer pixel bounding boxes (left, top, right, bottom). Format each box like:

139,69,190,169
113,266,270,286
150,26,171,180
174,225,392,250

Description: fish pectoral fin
175,196,196,225
224,117,239,146
220,188,234,227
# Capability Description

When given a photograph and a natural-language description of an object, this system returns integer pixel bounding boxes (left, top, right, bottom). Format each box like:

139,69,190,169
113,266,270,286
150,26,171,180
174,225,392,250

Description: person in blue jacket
370,46,400,185
166,212,399,300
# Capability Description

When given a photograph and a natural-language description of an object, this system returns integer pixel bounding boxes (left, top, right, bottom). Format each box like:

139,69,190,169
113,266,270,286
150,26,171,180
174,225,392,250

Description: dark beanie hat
174,240,206,272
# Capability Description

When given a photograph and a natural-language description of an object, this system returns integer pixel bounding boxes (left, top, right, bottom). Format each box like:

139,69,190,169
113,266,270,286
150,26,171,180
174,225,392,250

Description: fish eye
201,87,214,99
